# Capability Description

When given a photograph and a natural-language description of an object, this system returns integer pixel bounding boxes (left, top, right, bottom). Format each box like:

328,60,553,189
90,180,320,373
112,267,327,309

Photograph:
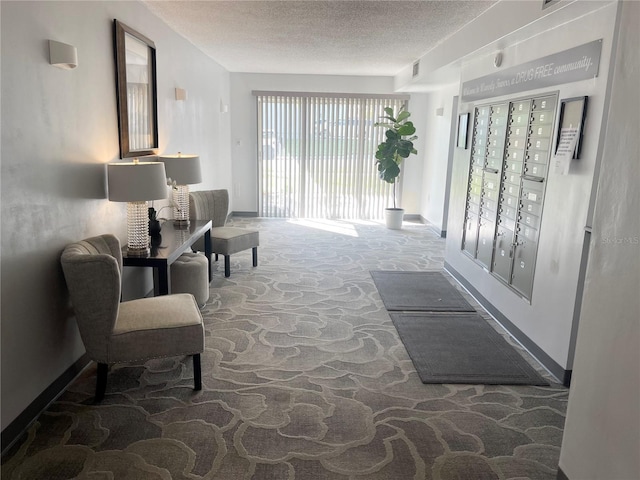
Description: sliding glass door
256,93,407,219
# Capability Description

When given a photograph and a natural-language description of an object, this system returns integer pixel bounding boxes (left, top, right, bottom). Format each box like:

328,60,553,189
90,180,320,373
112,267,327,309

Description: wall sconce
49,40,78,69
107,160,168,256
159,153,202,227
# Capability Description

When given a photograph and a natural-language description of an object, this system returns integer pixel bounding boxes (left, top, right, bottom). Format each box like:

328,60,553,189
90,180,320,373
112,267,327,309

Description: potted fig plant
374,105,418,229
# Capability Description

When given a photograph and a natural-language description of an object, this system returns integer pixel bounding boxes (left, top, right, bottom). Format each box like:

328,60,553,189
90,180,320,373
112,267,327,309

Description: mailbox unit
462,93,558,300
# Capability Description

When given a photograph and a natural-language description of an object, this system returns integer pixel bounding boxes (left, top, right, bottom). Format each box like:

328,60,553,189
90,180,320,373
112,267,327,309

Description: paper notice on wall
554,127,580,175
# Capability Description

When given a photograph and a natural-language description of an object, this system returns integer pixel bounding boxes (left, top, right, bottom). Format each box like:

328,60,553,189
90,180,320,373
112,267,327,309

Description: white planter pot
384,208,404,230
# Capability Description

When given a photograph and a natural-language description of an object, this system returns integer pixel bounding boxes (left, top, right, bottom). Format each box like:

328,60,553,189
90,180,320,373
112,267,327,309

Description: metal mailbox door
532,96,556,112
463,214,479,258
524,162,548,178
476,220,496,268
520,199,542,217
492,226,514,283
511,239,537,298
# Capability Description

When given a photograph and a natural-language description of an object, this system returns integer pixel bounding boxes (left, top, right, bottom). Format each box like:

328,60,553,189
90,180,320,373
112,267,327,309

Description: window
256,92,408,219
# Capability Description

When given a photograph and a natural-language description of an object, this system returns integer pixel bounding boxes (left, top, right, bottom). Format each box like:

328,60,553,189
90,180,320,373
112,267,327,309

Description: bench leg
252,247,258,267
95,363,108,403
224,255,231,277
193,354,202,391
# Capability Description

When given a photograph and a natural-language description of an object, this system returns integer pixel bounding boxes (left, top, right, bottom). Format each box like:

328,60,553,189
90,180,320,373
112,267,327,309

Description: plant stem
393,182,397,209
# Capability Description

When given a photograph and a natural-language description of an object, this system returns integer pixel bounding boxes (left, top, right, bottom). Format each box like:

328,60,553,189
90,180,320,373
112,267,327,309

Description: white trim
252,90,410,100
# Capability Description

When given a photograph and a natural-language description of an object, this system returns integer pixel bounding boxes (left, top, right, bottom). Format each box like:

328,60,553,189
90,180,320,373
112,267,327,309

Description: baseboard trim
413,215,446,238
556,467,569,480
444,261,571,387
430,226,447,238
231,211,258,217
1,353,91,457
403,214,423,222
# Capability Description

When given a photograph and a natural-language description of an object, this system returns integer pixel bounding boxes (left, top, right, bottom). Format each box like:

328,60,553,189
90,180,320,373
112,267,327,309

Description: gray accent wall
1,1,231,430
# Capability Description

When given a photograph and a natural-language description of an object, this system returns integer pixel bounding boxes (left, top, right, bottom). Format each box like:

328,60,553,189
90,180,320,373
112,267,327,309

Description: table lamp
107,159,168,256
158,153,202,227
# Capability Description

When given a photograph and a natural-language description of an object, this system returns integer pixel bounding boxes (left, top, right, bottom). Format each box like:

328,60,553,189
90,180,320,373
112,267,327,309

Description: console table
122,220,212,295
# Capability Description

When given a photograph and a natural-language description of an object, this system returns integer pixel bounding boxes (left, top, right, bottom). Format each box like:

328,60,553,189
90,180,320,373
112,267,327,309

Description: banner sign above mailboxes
461,40,602,102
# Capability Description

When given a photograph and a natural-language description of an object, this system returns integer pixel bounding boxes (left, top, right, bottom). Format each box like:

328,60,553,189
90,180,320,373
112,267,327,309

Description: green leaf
397,123,416,136
373,105,418,188
396,111,410,123
378,162,400,183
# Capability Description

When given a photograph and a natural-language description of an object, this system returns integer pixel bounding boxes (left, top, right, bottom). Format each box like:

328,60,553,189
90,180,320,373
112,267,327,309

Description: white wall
229,73,428,214
417,85,459,231
397,93,427,216
443,1,619,373
1,0,231,430
559,1,640,477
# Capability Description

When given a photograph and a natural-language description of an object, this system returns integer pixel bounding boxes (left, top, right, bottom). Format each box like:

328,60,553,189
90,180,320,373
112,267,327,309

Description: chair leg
224,255,231,277
95,363,108,403
193,354,202,390
252,247,258,267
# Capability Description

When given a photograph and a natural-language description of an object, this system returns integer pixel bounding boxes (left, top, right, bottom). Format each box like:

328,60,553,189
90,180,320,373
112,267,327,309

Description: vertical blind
256,93,408,219
127,83,151,151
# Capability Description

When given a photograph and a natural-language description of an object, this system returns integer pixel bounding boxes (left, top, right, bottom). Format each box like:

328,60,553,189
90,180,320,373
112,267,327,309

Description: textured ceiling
143,1,497,76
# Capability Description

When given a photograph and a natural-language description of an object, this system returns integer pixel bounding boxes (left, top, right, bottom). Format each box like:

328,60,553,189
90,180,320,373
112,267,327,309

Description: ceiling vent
412,61,420,78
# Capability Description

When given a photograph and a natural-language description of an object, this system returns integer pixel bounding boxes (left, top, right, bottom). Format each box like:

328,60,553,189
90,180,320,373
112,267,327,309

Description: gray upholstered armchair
189,189,259,277
60,234,204,402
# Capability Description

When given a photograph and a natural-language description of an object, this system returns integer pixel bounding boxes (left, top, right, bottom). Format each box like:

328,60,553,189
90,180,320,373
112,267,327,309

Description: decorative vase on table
148,207,162,240
374,105,419,229
149,219,161,237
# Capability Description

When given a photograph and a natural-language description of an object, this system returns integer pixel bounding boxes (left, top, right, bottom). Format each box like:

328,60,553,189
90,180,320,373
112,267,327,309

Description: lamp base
173,184,190,227
126,246,150,257
126,201,151,256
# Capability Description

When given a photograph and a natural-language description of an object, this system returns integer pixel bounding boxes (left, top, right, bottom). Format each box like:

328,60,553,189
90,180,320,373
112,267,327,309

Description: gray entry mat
370,271,476,312
389,312,549,385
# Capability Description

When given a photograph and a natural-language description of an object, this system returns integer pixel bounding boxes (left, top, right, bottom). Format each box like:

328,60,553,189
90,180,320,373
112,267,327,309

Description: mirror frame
113,19,159,158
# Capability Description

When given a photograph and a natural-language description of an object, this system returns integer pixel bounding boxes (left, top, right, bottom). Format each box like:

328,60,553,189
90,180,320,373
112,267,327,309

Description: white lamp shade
107,162,168,202
49,40,78,69
159,154,202,185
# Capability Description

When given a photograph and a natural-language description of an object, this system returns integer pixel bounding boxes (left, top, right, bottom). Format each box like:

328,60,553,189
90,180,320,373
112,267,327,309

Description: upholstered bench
171,252,210,307
190,190,260,278
211,227,259,277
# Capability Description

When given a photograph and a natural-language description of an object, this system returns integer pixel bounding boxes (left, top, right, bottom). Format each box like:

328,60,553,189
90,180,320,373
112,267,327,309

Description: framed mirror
114,20,158,158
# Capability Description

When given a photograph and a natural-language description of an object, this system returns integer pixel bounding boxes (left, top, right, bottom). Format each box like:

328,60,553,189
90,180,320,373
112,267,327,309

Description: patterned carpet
2,218,568,479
